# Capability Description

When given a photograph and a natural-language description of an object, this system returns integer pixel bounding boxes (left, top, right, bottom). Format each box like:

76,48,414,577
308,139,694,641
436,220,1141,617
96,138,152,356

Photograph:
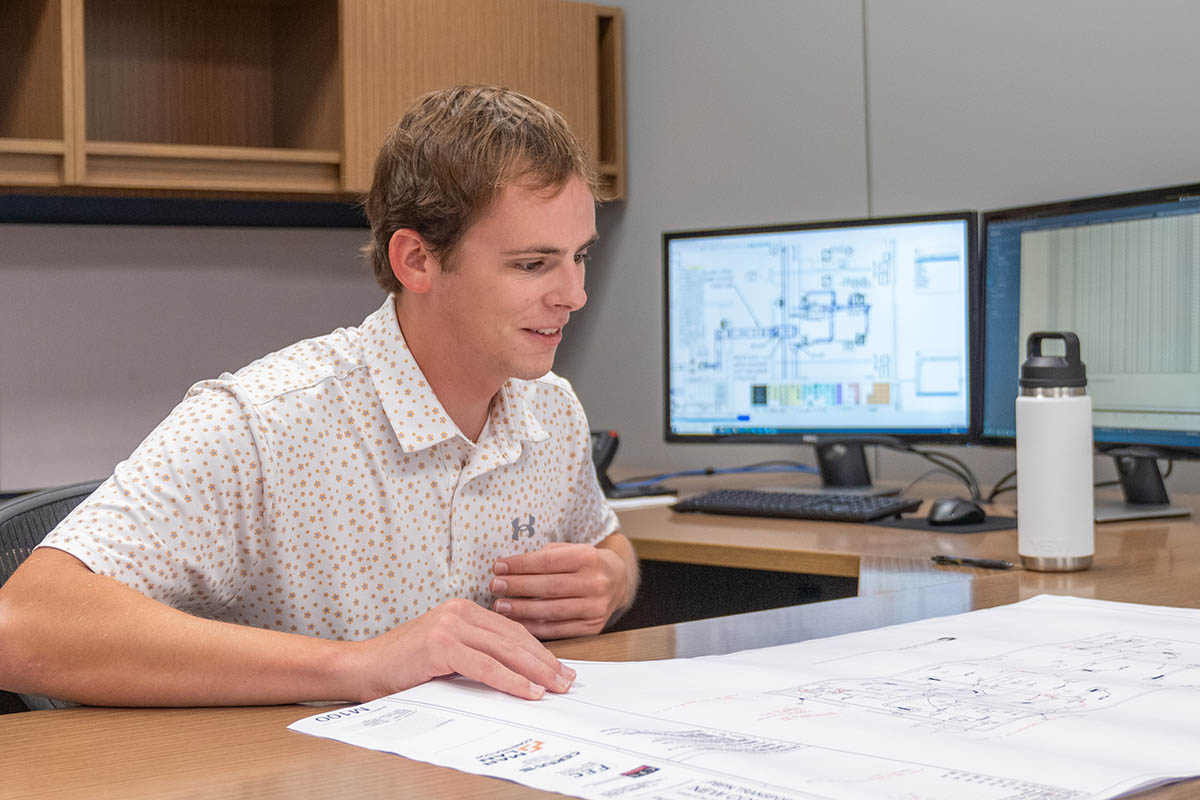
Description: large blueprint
290,595,1200,799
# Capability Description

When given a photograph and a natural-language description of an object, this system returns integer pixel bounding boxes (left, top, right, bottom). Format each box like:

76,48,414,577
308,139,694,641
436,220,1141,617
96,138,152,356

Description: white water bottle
1016,332,1094,571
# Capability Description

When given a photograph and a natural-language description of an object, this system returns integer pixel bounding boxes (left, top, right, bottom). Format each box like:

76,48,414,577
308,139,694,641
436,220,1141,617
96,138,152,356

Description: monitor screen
664,213,976,449
980,182,1200,519
980,183,1200,451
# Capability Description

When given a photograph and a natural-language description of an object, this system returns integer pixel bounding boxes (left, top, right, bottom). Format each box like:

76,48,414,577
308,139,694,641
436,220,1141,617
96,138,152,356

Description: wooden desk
6,499,1200,799
617,480,1200,595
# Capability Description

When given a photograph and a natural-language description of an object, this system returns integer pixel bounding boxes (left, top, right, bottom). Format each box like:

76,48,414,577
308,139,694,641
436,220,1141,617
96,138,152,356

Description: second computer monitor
664,212,977,490
981,182,1200,520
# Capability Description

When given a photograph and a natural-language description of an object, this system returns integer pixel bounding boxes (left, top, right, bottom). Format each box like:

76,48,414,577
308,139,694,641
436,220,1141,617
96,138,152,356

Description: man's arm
491,531,639,639
0,548,575,707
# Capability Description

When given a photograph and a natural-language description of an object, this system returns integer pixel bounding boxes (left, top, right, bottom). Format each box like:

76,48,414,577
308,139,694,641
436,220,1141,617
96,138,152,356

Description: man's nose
551,264,587,311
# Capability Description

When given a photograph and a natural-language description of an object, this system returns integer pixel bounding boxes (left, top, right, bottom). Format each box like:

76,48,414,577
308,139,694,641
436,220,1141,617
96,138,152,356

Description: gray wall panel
558,0,870,472
865,0,1200,215
865,0,1200,491
0,226,380,490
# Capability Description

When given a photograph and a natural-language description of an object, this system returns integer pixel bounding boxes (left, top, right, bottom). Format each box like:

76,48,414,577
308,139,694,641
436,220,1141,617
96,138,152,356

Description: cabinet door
341,0,602,195
0,0,75,186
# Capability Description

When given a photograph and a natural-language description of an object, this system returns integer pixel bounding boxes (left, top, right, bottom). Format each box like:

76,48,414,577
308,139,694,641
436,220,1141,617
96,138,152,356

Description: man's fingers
496,543,589,577
518,618,602,641
456,601,577,691
460,625,575,695
446,644,553,700
494,596,608,624
449,599,568,676
491,571,583,600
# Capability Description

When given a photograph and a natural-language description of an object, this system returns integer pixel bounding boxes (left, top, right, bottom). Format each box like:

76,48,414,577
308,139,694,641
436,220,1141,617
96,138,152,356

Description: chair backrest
0,479,104,714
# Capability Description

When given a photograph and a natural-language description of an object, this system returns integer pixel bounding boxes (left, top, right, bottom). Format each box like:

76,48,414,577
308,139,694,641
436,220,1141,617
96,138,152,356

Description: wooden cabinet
341,0,624,198
0,0,625,199
77,0,344,193
0,0,71,186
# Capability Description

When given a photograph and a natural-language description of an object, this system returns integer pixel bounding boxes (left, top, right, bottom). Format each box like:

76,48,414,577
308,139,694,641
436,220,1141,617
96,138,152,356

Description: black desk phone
590,430,675,499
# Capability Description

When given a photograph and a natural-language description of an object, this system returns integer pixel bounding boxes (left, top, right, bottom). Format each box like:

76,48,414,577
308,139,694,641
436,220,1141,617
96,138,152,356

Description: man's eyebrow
502,233,600,256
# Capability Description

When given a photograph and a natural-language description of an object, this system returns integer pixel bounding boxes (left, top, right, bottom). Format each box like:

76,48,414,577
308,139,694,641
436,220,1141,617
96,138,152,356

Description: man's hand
348,598,576,702
491,533,639,639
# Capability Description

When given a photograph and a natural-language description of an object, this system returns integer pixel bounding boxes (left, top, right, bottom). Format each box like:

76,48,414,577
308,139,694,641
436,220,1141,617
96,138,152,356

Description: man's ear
388,229,438,294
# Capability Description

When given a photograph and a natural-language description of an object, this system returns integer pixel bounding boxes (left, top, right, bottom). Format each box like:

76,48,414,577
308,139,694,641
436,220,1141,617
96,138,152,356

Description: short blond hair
362,85,598,294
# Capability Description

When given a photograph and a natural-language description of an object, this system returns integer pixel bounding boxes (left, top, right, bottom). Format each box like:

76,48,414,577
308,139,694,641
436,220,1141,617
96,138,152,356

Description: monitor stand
762,439,897,497
1093,450,1191,523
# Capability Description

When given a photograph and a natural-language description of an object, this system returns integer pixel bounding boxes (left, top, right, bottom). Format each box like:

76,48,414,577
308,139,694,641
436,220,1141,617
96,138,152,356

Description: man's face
425,175,597,389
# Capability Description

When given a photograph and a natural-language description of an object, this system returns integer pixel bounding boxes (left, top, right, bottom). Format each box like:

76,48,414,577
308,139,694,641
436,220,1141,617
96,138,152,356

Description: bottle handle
1027,331,1081,364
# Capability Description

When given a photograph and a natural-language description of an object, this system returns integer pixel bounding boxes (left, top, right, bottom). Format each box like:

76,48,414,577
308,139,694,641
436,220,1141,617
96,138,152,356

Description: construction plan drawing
290,595,1200,799
665,219,970,436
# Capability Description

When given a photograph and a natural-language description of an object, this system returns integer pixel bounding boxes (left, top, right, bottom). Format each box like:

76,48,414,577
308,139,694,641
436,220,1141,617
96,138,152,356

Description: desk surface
6,488,1200,800
619,475,1200,593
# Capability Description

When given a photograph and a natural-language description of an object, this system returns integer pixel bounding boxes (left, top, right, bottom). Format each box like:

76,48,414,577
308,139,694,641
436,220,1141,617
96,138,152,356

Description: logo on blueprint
477,738,544,766
511,514,536,540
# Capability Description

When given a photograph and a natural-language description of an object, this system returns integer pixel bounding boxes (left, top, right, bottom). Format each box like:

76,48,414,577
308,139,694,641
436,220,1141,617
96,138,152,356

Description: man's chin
509,356,557,381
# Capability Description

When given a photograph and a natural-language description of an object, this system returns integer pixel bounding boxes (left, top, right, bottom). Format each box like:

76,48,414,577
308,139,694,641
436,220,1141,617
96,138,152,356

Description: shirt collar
361,297,551,455
489,378,551,460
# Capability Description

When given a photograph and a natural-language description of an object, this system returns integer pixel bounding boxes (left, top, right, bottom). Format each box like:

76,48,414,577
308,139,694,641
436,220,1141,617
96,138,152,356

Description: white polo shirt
41,297,618,641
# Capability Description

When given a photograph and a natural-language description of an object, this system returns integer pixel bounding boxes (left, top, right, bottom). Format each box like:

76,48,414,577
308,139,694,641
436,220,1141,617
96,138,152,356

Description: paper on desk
604,494,678,511
290,595,1200,799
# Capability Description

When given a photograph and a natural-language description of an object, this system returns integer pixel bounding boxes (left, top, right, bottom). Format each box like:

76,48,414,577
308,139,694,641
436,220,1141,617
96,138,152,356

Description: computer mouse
926,497,987,526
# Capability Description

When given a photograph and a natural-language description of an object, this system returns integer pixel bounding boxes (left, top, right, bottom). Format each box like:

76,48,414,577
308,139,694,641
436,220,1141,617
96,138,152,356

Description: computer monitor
980,182,1200,521
664,212,977,492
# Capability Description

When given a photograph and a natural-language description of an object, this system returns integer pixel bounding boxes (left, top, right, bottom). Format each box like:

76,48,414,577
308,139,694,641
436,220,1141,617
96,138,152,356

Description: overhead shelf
4,0,625,200
82,142,342,194
0,139,67,186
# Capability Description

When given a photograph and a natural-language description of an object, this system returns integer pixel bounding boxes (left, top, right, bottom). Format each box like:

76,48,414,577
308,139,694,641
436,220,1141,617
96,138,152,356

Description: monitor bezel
661,210,981,447
977,180,1200,449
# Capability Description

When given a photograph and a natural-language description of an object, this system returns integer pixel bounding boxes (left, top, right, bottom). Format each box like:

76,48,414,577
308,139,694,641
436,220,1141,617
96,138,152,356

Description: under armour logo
511,515,536,540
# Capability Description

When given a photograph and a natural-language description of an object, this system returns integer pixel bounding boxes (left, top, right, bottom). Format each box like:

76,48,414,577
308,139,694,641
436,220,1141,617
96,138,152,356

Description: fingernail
529,682,545,699
554,673,571,691
494,599,512,615
492,577,508,594
560,664,576,680
494,561,509,575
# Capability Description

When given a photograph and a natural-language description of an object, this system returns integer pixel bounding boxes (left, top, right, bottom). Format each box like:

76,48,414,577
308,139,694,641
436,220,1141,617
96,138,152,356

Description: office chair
0,479,103,714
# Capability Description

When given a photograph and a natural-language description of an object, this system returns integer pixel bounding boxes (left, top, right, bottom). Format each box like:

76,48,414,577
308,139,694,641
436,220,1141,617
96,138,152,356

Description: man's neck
392,296,499,442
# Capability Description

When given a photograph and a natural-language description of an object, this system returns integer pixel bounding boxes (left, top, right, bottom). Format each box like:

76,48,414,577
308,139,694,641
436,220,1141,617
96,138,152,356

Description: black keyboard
672,489,922,523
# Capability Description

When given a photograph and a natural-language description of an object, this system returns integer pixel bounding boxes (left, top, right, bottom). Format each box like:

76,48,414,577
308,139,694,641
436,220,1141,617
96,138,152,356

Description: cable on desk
905,447,982,502
899,467,971,498
613,461,817,490
613,443,985,503
986,469,1016,503
985,459,1178,503
819,435,982,501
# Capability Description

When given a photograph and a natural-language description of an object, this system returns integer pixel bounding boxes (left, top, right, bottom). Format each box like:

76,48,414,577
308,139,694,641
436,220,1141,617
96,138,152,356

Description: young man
0,86,637,707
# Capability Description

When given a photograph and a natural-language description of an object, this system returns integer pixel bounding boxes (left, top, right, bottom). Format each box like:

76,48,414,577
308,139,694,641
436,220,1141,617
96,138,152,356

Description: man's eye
519,261,544,272
574,252,591,264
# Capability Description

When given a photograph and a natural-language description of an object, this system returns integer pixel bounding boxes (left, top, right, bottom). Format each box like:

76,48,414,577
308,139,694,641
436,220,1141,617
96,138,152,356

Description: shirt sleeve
37,380,272,618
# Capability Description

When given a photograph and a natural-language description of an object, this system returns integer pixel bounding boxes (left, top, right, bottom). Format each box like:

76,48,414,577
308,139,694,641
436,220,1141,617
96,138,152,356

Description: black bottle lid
1020,332,1087,388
